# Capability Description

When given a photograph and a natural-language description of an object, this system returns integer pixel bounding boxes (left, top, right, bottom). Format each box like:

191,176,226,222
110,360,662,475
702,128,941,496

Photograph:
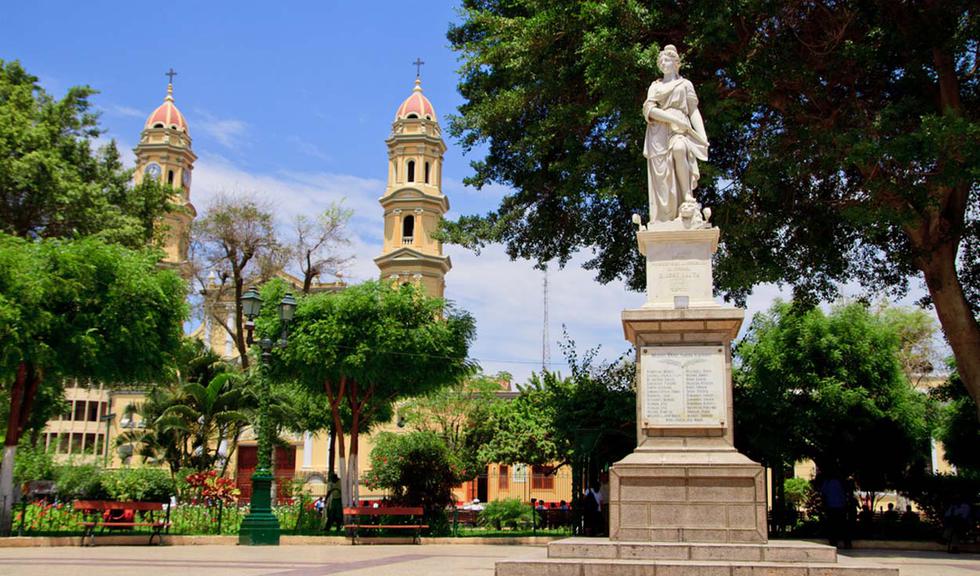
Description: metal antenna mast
542,264,551,373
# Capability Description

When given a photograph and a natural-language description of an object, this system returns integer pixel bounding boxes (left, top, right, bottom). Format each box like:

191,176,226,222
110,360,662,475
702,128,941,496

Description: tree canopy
734,301,933,494
479,334,635,500
191,195,285,370
0,60,174,248
0,234,187,533
932,361,980,474
271,280,476,505
399,371,506,481
444,0,980,415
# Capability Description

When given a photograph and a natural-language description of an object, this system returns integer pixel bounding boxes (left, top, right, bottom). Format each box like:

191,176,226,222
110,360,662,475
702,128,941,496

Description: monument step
548,538,838,563
496,557,898,576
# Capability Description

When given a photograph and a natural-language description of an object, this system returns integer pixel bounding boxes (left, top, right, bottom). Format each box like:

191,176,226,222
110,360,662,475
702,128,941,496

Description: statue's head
658,44,681,75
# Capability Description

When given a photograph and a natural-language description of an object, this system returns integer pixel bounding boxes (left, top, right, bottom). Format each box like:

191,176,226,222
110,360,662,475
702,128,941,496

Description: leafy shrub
784,477,812,511
479,498,536,530
903,471,980,524
100,467,174,502
13,439,56,485
54,463,106,500
363,431,460,534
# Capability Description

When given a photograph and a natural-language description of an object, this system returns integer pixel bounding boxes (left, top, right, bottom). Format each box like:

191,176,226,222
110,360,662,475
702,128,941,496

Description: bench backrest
74,500,166,512
343,506,423,516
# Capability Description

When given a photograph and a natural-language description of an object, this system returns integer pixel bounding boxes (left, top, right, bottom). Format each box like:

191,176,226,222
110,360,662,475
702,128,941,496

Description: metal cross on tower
165,68,178,85
413,58,425,78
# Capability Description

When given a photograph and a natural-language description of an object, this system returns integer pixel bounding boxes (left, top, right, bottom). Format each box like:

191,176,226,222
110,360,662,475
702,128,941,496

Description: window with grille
531,465,554,490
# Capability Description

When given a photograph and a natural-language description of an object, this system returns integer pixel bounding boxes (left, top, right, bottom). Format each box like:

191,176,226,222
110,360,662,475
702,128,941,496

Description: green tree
479,336,635,507
478,378,560,467
271,281,475,506
734,301,933,517
874,303,942,386
116,338,242,477
0,234,187,533
0,60,175,248
932,361,980,474
399,371,505,482
362,430,461,531
445,1,980,415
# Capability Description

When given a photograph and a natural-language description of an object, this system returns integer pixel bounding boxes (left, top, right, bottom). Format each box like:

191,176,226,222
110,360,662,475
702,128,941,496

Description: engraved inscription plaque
640,345,726,427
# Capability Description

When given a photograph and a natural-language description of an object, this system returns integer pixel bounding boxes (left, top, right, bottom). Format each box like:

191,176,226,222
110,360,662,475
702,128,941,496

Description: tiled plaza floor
0,544,976,576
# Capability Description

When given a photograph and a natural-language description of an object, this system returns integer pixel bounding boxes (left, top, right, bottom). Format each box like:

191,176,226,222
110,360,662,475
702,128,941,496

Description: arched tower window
167,170,174,186
424,162,430,184
402,215,415,244
407,160,415,183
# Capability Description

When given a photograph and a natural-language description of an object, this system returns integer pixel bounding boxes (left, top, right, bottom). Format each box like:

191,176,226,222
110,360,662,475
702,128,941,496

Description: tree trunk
772,463,787,535
1,363,39,535
916,241,980,419
233,273,249,370
348,384,361,507
326,378,348,507
0,445,17,536
328,428,336,477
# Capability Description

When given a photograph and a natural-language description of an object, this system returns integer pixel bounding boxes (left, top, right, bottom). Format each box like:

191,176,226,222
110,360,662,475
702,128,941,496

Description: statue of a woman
643,45,709,224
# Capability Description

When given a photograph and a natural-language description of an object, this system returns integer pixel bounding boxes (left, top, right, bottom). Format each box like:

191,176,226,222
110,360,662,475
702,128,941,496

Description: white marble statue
643,45,710,226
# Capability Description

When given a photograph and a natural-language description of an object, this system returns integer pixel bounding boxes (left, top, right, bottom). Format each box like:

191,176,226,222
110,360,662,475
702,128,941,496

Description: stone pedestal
496,539,898,575
638,227,719,310
494,224,896,575
610,306,768,544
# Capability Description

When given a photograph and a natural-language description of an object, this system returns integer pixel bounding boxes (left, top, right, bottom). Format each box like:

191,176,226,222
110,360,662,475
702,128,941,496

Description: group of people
820,473,976,551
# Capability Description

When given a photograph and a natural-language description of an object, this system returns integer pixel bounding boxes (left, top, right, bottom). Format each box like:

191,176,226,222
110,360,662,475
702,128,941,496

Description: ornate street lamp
238,288,296,546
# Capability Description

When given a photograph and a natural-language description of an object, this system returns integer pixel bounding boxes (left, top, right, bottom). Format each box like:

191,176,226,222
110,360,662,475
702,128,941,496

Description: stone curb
0,534,562,547
0,536,966,551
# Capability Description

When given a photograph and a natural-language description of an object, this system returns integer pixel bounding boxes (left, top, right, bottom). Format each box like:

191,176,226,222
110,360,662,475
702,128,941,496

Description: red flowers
185,470,240,503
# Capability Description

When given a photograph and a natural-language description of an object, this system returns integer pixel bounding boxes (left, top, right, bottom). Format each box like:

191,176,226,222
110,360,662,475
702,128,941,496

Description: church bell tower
374,76,452,298
133,71,197,269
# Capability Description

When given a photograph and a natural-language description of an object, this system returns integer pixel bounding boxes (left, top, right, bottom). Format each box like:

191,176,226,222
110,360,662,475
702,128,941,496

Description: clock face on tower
182,169,192,188
144,163,162,181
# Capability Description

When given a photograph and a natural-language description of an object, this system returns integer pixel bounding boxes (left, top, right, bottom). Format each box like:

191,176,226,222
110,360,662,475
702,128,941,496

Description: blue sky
2,2,942,383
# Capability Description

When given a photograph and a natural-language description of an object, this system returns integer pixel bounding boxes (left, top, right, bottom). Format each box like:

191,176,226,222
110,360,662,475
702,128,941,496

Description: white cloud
128,145,951,387
194,111,248,149
444,246,646,385
107,104,144,118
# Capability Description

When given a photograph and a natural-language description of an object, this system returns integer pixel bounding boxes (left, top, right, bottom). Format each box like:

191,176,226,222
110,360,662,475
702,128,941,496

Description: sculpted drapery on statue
643,45,710,227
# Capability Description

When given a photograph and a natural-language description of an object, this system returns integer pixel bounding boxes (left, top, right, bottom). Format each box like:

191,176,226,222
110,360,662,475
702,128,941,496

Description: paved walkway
0,544,976,576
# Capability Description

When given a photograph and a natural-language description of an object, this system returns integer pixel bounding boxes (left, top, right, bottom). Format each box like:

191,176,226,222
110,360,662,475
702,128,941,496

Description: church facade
41,74,579,508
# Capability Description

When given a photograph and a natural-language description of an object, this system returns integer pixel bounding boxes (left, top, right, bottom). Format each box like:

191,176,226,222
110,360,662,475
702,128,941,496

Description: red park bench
342,506,427,544
73,500,171,546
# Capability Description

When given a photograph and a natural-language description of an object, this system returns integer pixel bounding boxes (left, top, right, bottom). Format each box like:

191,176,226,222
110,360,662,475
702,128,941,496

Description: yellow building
42,74,572,509
374,78,452,298
133,80,197,269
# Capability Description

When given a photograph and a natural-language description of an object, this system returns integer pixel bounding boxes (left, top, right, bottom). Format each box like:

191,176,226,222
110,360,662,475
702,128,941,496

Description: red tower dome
394,78,436,121
145,84,188,133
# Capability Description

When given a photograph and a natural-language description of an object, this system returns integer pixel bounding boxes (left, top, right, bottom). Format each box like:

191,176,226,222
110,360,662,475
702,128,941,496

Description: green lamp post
238,287,297,546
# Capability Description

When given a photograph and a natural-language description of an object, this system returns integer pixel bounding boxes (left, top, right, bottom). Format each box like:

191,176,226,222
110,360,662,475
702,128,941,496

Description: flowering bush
14,501,85,533
184,470,240,504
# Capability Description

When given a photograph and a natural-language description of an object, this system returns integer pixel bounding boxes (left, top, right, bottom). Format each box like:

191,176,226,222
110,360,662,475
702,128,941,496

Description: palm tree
160,372,250,474
115,339,249,476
